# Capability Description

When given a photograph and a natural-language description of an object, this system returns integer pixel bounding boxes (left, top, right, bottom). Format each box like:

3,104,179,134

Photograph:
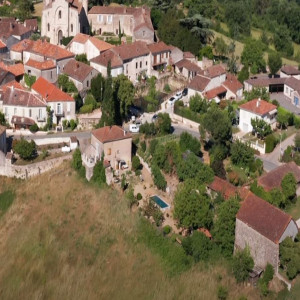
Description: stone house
88,6,154,44
235,193,298,273
147,41,171,74
238,98,277,133
83,125,132,173
222,73,243,100
62,59,99,92
175,59,202,80
283,77,300,107
31,77,76,126
2,86,47,128
0,62,24,82
41,0,89,45
0,68,15,87
66,33,114,60
280,65,300,80
24,59,57,83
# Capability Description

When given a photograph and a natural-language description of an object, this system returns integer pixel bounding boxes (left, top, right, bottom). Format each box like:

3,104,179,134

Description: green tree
281,173,297,202
214,37,228,58
274,25,294,57
213,198,240,257
46,106,53,130
24,73,36,88
277,109,289,129
244,87,270,101
145,76,159,112
268,51,282,76
132,155,141,171
238,65,249,83
179,132,201,156
92,159,106,185
199,45,213,59
84,94,97,110
294,133,300,151
58,74,77,93
17,0,34,21
231,141,255,168
151,164,167,190
189,93,208,114
232,247,254,283
156,113,171,135
251,118,272,139
174,179,213,229
241,39,266,73
91,73,105,102
0,111,6,125
13,138,36,160
75,54,89,65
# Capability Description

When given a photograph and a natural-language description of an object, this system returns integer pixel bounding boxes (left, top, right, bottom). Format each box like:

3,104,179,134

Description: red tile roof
281,65,300,76
204,86,227,100
258,162,300,192
11,115,35,126
3,87,46,107
0,80,25,92
91,50,123,68
223,73,243,93
0,62,24,77
92,125,132,143
239,99,277,116
285,77,300,92
245,77,287,88
197,228,212,239
25,59,56,70
63,59,95,82
32,77,74,103
237,193,293,244
70,33,89,44
10,39,33,53
24,19,38,31
208,176,238,199
0,40,6,49
89,36,114,52
175,59,202,73
183,51,195,59
188,75,211,92
147,41,171,54
203,64,226,78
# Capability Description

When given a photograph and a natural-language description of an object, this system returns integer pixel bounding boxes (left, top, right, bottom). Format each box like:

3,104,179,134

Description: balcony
36,116,46,122
55,111,64,117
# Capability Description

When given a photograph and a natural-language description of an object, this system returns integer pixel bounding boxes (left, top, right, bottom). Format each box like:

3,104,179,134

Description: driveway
270,93,300,114
258,133,296,172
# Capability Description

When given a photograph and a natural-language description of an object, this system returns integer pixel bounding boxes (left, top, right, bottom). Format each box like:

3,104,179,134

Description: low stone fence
31,137,71,146
0,154,72,179
170,113,200,130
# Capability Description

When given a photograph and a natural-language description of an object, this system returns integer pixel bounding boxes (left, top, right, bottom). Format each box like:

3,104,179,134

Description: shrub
139,122,156,136
72,148,85,178
29,123,39,133
69,119,77,130
91,160,106,185
136,193,142,200
258,263,274,296
79,104,93,114
132,155,141,171
126,187,137,208
62,119,69,129
265,134,278,153
180,131,201,156
41,150,49,160
217,286,228,300
84,94,97,109
149,139,158,155
163,225,171,235
141,141,146,152
151,164,167,190
163,83,171,92
232,247,254,283
13,138,37,160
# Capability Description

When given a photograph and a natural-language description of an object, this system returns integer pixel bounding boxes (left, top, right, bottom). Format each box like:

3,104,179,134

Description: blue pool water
151,195,169,209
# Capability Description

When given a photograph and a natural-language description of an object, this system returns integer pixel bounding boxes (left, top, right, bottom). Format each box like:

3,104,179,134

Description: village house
66,33,114,60
207,176,240,200
258,162,300,192
175,59,203,80
235,193,298,273
82,125,132,181
88,6,154,44
222,73,243,100
280,65,300,80
31,77,76,126
24,59,57,83
238,98,277,133
0,62,24,82
147,41,171,75
283,77,300,107
0,68,15,87
2,87,47,129
62,59,99,92
41,0,89,45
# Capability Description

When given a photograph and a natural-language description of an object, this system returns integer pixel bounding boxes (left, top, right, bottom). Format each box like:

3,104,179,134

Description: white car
174,91,182,100
168,96,176,104
61,146,71,153
129,124,139,133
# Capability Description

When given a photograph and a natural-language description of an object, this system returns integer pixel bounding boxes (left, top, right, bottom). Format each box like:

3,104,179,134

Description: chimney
256,97,261,107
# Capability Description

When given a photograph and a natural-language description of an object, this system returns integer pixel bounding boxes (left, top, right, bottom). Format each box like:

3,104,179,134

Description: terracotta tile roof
24,19,38,31
92,125,132,143
239,99,277,116
63,59,95,82
0,68,13,84
0,21,32,39
281,65,300,76
258,162,300,192
285,77,300,92
0,80,25,92
183,51,195,59
32,77,74,102
0,40,6,49
245,77,287,88
223,73,243,93
25,59,56,70
3,87,46,107
70,33,89,44
0,62,24,77
188,75,211,92
204,86,227,100
112,41,150,60
203,64,226,78
90,50,123,68
208,176,238,199
147,41,171,54
11,115,35,126
175,59,202,73
197,228,212,239
10,39,33,53
237,193,293,244
89,36,114,51
0,125,5,135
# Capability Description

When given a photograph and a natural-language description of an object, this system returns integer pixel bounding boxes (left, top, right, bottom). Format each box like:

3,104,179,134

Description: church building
41,0,89,45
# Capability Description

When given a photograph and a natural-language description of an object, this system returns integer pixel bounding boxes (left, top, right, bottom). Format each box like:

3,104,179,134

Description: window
67,103,71,113
126,64,128,74
98,14,103,22
39,109,42,119
136,62,138,69
14,108,17,115
50,71,52,79
5,107,7,116
286,87,288,93
140,61,142,68
47,23,50,31
58,11,62,19
107,15,113,24
87,80,89,88
28,70,31,74
146,61,148,66
29,109,32,118
71,24,73,33
142,30,145,37
57,103,62,114
22,109,25,117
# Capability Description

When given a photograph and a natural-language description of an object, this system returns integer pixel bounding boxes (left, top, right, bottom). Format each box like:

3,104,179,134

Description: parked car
152,114,158,122
168,96,176,104
61,146,71,153
135,119,142,127
129,124,139,133
174,91,182,100
182,88,188,96
120,160,128,169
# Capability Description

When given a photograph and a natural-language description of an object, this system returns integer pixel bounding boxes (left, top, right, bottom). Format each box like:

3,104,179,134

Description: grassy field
0,162,262,300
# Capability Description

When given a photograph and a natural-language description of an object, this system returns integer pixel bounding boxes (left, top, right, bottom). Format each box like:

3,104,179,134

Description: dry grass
0,163,262,300
33,2,43,18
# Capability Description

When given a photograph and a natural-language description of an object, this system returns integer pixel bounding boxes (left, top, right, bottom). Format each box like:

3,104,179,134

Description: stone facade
41,0,89,45
0,126,6,155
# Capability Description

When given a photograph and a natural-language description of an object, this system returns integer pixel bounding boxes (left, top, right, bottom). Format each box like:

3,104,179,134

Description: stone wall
235,219,279,273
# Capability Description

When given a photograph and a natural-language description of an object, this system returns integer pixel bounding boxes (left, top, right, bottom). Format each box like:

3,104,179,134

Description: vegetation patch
0,190,15,217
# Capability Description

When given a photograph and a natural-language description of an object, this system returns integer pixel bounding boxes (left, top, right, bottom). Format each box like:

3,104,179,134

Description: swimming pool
151,195,170,209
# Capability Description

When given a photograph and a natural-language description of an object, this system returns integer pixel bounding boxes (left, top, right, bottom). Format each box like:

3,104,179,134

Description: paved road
172,124,200,138
258,133,296,172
